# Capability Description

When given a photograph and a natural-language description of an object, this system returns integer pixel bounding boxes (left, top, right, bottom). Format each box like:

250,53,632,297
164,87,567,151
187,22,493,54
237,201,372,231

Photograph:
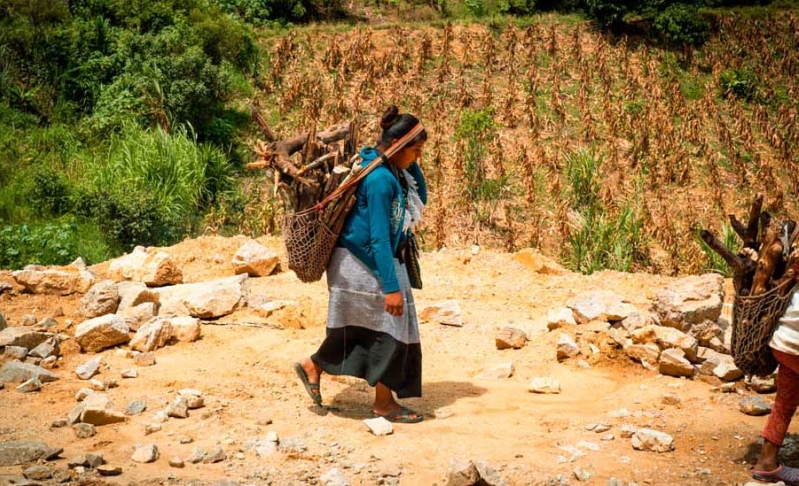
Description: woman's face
390,140,425,170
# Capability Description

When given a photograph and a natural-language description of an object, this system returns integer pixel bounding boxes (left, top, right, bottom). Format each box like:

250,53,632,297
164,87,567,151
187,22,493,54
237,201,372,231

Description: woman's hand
385,291,404,316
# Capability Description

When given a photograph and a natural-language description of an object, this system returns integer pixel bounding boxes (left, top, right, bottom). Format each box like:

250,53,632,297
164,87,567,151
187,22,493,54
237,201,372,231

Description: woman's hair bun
380,105,400,130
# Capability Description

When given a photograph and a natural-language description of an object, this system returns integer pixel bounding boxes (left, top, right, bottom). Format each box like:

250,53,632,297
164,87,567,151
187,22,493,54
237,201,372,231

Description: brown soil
0,236,781,485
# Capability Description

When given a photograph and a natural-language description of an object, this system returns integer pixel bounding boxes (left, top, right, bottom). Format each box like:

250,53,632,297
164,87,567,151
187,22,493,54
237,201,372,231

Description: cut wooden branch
298,152,338,177
728,194,763,250
751,219,783,296
699,229,757,289
317,123,351,144
250,105,277,142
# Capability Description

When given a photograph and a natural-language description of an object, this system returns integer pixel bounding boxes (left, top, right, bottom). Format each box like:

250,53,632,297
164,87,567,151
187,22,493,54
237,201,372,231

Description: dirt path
0,236,785,485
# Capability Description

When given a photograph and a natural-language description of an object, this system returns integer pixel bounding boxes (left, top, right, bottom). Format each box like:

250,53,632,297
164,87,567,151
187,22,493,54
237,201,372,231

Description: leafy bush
0,218,111,269
498,0,535,15
654,3,710,46
564,149,601,211
465,0,488,17
719,68,760,101
29,170,73,216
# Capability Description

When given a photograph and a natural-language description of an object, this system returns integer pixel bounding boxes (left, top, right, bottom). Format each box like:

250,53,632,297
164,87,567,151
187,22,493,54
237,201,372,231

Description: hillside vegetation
1,0,798,276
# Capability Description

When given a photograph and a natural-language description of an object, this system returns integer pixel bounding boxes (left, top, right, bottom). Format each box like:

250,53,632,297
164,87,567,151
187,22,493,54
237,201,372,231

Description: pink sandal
752,464,799,485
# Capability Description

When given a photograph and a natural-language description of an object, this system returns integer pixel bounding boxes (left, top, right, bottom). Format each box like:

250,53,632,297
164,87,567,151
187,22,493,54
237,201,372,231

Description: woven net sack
282,208,338,283
732,279,797,377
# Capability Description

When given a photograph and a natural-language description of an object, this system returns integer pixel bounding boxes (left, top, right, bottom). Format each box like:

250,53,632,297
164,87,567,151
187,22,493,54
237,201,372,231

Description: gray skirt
312,247,422,398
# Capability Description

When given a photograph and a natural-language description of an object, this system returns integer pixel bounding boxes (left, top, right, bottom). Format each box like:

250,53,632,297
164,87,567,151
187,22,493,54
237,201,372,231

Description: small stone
573,468,592,482
529,377,562,394
29,338,59,359
266,431,279,443
75,388,94,402
89,379,106,391
203,446,226,464
144,424,162,435
740,396,773,416
166,396,189,418
126,400,147,416
577,359,591,369
557,334,580,361
20,315,37,327
320,468,348,486
419,301,463,327
631,428,675,452
279,437,307,456
152,411,167,423
601,434,615,441
434,408,454,419
85,453,104,468
4,346,28,361
37,317,58,329
188,447,205,464
477,362,514,380
131,444,159,463
363,417,393,436
546,307,577,330
662,393,682,406
495,327,528,350
609,408,631,418
80,393,126,425
169,456,185,468
747,375,777,394
134,352,156,367
96,465,122,476
39,356,57,369
75,357,102,380
67,404,85,425
185,395,204,409
446,458,480,486
23,465,52,480
594,424,611,433
620,424,637,438
576,441,599,452
121,369,138,378
51,418,68,428
180,436,194,444
73,423,96,439
658,348,696,378
68,456,87,468
16,377,42,393
0,361,59,384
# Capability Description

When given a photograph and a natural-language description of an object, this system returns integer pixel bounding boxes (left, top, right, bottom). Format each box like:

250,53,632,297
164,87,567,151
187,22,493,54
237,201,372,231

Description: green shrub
565,204,645,274
465,0,488,17
0,218,111,269
719,68,760,101
564,149,601,211
29,170,72,216
653,4,710,46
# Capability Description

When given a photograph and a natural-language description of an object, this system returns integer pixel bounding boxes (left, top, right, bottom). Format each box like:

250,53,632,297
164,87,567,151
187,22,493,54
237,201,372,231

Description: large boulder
566,290,638,324
653,274,724,332
419,301,463,327
75,315,130,353
12,264,94,296
130,318,173,352
0,362,59,384
231,240,280,277
0,441,62,467
630,325,699,362
0,327,52,350
108,247,182,286
156,275,248,318
79,280,119,319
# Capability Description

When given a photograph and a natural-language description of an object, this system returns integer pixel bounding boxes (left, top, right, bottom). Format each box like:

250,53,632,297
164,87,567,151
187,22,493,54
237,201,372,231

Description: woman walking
752,289,799,484
294,106,427,423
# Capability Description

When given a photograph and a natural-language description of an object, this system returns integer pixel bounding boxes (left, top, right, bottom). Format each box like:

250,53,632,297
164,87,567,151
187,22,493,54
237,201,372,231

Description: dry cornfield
250,13,799,276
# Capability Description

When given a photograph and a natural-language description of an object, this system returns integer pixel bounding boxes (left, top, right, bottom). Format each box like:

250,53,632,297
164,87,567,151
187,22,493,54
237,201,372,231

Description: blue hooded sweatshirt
337,146,428,294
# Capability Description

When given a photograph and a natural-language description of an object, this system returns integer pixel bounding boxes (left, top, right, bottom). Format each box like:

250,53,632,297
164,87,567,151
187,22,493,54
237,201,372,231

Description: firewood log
751,218,784,296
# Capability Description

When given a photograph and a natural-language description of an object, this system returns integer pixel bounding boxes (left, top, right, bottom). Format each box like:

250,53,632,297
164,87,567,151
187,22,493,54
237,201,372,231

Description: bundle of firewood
246,104,362,213
700,195,799,296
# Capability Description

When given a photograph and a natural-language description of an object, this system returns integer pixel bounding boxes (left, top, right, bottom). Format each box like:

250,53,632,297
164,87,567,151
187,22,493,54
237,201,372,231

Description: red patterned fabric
763,349,799,446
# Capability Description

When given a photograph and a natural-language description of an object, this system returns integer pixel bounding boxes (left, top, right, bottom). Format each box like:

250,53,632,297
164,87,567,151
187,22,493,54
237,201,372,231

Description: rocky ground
0,235,794,485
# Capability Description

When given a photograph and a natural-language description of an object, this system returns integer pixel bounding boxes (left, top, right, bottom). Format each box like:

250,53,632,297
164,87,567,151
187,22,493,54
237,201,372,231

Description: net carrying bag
731,279,798,377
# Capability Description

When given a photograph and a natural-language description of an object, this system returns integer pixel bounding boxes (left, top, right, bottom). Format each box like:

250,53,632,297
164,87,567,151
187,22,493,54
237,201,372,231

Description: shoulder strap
313,124,425,211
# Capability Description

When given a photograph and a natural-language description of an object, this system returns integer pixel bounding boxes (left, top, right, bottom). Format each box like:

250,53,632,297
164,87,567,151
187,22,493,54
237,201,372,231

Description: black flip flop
374,406,424,424
293,362,322,406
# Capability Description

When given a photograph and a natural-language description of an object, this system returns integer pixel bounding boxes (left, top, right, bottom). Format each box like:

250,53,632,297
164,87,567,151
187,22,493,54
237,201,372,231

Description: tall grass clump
77,125,235,250
563,150,645,274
